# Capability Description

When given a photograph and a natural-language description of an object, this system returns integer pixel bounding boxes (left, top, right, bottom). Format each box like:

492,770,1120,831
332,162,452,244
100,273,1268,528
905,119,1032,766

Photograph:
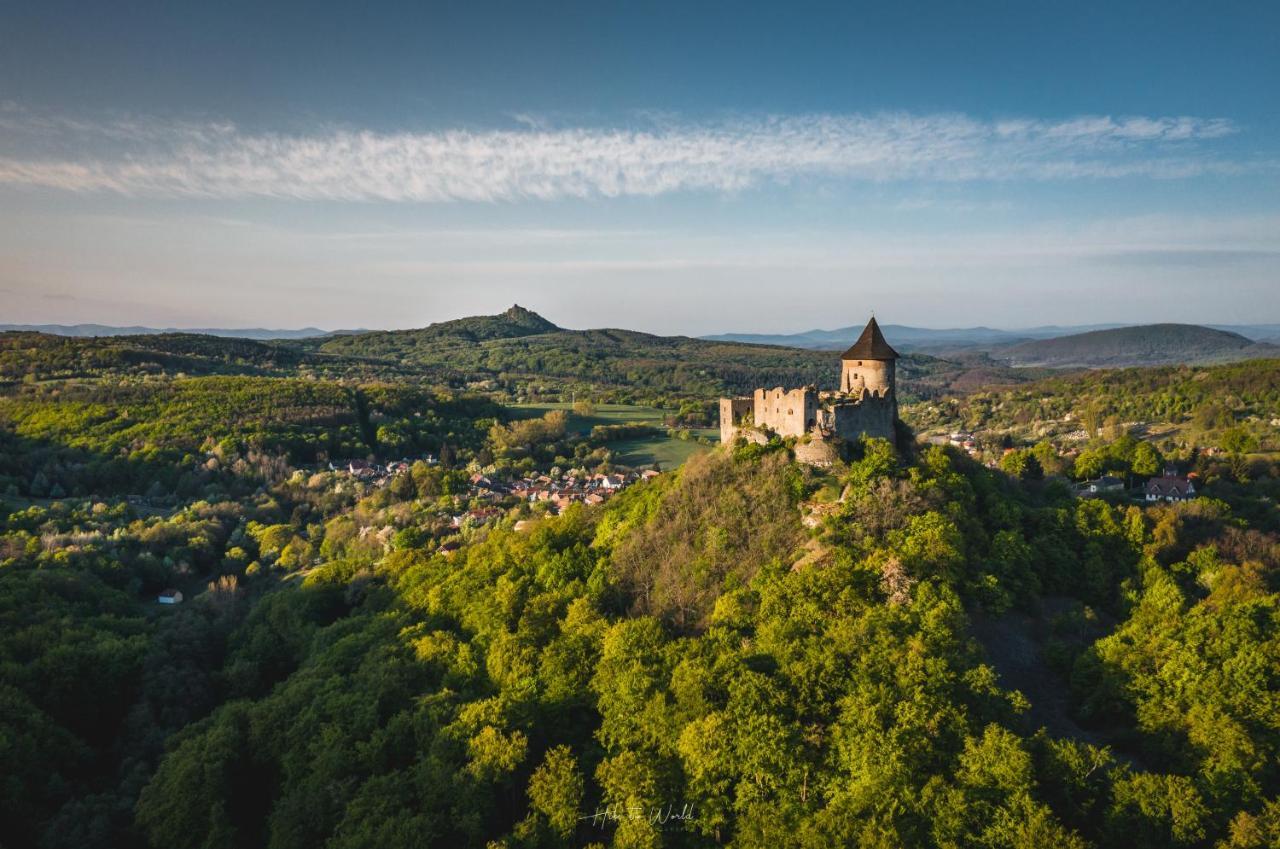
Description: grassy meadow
509,402,717,469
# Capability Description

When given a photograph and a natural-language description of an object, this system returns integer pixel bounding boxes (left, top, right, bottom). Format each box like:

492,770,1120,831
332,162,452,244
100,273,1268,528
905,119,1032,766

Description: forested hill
317,303,561,350
999,323,1278,368
318,315,848,396
312,306,1048,400
4,308,1052,402
0,330,420,383
5,435,1279,848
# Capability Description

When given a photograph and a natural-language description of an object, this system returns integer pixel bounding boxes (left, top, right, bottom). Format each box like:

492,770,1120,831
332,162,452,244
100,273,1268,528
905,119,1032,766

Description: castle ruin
720,317,899,458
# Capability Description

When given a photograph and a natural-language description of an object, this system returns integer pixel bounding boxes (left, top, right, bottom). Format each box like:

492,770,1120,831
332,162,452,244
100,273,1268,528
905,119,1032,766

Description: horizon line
6,314,1280,338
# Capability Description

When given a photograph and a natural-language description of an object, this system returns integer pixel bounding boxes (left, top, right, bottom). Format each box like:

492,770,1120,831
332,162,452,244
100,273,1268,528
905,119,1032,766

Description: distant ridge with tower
719,317,899,464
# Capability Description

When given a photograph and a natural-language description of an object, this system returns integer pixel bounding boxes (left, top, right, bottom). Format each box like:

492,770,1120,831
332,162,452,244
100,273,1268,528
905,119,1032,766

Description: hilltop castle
719,317,899,460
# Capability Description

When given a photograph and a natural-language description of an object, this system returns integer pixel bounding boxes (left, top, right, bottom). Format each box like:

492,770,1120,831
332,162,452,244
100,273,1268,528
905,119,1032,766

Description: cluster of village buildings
326,457,661,531
329,457,430,480
935,432,1198,503
456,468,660,526
1077,469,1198,502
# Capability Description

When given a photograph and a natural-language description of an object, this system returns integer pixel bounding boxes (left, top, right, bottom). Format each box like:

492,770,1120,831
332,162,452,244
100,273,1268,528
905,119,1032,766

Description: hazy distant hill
318,304,559,353
704,322,1280,351
1208,323,1280,343
18,316,1278,350
0,323,362,340
703,323,1125,350
997,323,1280,367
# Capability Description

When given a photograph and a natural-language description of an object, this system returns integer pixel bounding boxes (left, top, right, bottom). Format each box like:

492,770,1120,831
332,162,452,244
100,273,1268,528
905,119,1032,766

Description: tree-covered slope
0,331,417,384
0,331,302,382
0,377,499,498
6,434,1278,848
906,357,1280,455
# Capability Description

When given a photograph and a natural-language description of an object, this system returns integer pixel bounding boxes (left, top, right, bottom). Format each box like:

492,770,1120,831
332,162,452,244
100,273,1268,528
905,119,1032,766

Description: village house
157,588,183,605
1077,476,1125,497
1145,471,1197,502
451,507,505,528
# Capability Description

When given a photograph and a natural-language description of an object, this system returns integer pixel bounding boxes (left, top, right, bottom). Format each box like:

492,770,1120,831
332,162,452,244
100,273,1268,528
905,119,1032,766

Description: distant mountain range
0,323,365,340
8,312,1280,371
12,316,1280,351
703,322,1280,351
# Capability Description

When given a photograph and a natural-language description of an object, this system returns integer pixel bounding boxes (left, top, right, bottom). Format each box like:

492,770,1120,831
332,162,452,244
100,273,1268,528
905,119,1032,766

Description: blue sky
1,0,1277,334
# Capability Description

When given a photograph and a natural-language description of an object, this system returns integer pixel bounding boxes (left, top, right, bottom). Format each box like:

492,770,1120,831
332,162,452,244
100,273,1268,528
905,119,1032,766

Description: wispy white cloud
0,106,1261,202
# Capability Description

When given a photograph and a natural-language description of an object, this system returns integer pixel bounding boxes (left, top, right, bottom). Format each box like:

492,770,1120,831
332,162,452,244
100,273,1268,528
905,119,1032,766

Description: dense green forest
3,323,1280,848
3,431,1280,847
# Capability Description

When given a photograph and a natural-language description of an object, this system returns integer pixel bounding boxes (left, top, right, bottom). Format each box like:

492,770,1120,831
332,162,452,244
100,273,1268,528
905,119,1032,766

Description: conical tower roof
840,317,899,360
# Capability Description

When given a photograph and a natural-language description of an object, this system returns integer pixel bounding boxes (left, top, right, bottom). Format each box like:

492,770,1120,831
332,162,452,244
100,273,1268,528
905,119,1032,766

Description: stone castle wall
719,397,753,443
829,393,896,443
753,387,819,438
719,387,896,447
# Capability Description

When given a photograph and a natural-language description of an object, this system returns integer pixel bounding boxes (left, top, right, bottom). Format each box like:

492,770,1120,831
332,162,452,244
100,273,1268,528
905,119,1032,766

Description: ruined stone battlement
753,386,820,439
719,317,899,455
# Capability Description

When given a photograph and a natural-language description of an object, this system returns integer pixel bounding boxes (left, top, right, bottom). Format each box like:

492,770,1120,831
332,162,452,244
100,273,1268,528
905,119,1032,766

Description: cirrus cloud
0,107,1259,202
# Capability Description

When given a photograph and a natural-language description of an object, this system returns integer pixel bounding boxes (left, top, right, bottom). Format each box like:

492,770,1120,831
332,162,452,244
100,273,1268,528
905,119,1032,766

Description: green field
509,402,717,469
608,434,712,469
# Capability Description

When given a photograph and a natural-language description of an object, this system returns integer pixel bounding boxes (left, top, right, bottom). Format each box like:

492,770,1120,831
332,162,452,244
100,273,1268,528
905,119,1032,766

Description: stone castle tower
838,316,898,417
719,317,899,460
